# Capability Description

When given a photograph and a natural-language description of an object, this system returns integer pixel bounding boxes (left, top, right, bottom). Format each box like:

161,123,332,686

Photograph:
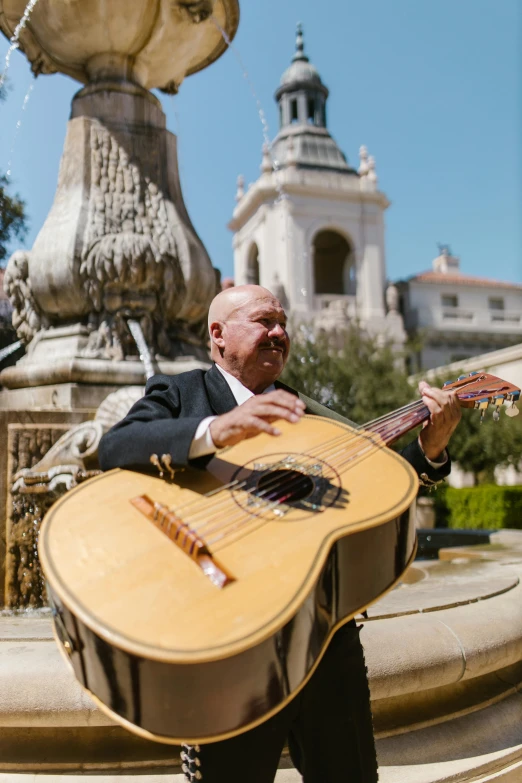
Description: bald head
208,284,290,393
208,285,281,332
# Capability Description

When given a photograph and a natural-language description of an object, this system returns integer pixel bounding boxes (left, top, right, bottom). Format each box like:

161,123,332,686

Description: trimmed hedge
433,484,522,530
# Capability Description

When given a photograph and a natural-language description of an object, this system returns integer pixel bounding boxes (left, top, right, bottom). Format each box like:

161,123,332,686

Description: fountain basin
0,0,239,92
1,531,522,782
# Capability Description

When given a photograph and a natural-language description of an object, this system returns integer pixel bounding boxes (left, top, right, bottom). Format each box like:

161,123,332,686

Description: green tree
283,327,522,479
0,84,28,266
410,368,522,484
435,393,522,484
0,173,27,265
282,326,415,428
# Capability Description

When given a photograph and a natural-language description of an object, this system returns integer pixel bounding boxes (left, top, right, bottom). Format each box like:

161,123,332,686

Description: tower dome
272,24,355,175
278,23,325,91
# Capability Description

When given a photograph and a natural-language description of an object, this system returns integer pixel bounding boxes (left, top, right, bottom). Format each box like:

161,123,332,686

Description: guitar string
180,401,430,537
203,401,442,544
208,426,417,549
177,387,495,546
144,386,505,546
190,421,415,542
167,384,490,538
184,429,380,533
170,399,426,522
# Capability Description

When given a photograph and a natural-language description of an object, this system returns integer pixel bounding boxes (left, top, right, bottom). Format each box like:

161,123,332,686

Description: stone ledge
362,569,522,702
1,530,522,782
1,559,522,732
0,358,210,391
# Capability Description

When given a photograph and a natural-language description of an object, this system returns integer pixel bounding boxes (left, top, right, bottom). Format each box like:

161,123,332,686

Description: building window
441,294,458,308
313,230,355,296
489,296,508,322
290,99,298,123
246,244,260,285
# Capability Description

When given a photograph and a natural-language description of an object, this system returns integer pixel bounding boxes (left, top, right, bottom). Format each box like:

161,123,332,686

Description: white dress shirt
188,365,275,459
188,364,447,468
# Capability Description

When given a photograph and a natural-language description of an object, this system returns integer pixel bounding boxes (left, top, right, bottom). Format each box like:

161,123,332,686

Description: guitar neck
362,400,430,447
361,371,521,447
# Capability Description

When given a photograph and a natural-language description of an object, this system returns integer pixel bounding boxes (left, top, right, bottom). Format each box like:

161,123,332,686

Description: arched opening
307,97,316,124
313,230,355,296
246,244,260,285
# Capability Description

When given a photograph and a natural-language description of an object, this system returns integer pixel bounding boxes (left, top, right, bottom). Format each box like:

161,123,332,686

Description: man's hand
418,381,461,460
209,390,306,448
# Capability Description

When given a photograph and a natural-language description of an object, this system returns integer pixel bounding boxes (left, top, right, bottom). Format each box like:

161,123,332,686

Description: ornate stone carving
77,124,188,360
2,250,47,344
177,0,216,24
94,387,145,431
6,386,149,607
6,425,93,609
0,2,239,388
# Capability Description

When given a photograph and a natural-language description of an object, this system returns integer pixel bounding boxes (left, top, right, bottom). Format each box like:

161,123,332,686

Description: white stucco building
397,247,522,371
228,25,406,347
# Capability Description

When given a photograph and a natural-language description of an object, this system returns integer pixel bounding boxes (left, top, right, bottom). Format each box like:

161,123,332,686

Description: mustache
260,339,286,351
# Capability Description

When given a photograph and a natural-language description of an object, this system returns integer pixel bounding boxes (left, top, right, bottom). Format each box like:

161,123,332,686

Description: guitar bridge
130,495,235,589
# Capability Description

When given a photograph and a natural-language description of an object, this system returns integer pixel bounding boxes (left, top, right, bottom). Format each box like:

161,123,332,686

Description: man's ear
209,320,225,349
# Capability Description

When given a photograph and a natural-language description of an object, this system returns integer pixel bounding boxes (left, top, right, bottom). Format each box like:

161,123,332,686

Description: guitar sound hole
255,469,315,504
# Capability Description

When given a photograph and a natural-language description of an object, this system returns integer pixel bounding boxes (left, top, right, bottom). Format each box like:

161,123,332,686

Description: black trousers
181,623,378,783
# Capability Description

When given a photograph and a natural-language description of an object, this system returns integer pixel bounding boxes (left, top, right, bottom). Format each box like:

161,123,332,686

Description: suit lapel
276,380,356,426
204,364,238,415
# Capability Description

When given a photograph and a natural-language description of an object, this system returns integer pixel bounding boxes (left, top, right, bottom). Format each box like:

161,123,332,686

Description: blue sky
0,0,520,283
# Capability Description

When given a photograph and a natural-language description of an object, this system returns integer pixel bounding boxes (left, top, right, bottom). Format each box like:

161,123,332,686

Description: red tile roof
409,270,522,290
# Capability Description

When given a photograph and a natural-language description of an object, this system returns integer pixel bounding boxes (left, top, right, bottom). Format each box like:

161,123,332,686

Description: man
99,285,461,783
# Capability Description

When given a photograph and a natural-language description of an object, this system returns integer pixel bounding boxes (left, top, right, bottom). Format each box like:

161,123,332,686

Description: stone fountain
0,0,239,610
0,0,239,410
0,0,240,648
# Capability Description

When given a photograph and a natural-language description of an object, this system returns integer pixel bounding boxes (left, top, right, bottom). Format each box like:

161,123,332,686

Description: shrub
433,484,522,530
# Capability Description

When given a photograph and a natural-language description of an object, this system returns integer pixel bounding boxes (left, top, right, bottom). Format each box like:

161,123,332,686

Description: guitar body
39,415,418,744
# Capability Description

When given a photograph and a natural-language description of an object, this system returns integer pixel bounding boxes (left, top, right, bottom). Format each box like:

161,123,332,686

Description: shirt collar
215,363,276,405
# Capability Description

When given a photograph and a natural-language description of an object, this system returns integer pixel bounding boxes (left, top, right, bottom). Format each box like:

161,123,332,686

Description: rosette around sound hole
230,453,347,520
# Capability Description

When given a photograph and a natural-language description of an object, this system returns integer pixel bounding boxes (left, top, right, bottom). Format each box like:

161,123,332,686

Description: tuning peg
476,399,489,423
468,371,480,376
457,375,468,380
493,409,500,422
506,404,520,418
443,380,453,387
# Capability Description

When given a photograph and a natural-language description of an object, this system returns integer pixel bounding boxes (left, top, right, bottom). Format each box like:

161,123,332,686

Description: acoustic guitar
39,372,520,744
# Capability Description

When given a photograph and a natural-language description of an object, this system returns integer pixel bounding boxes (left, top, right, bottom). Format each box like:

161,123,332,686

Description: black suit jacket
98,364,450,483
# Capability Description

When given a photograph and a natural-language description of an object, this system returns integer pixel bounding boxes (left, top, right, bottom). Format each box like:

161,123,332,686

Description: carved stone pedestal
0,83,216,395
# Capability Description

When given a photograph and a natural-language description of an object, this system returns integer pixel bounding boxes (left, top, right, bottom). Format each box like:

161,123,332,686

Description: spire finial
367,155,378,190
261,143,273,174
293,22,309,62
358,145,369,177
235,174,245,202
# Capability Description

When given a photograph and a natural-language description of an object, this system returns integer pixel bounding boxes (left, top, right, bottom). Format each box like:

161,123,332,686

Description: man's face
219,295,290,391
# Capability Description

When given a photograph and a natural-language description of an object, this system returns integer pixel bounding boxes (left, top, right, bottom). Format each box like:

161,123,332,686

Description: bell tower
229,24,404,344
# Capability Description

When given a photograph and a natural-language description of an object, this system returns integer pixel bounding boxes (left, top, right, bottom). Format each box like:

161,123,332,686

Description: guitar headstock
441,371,521,420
